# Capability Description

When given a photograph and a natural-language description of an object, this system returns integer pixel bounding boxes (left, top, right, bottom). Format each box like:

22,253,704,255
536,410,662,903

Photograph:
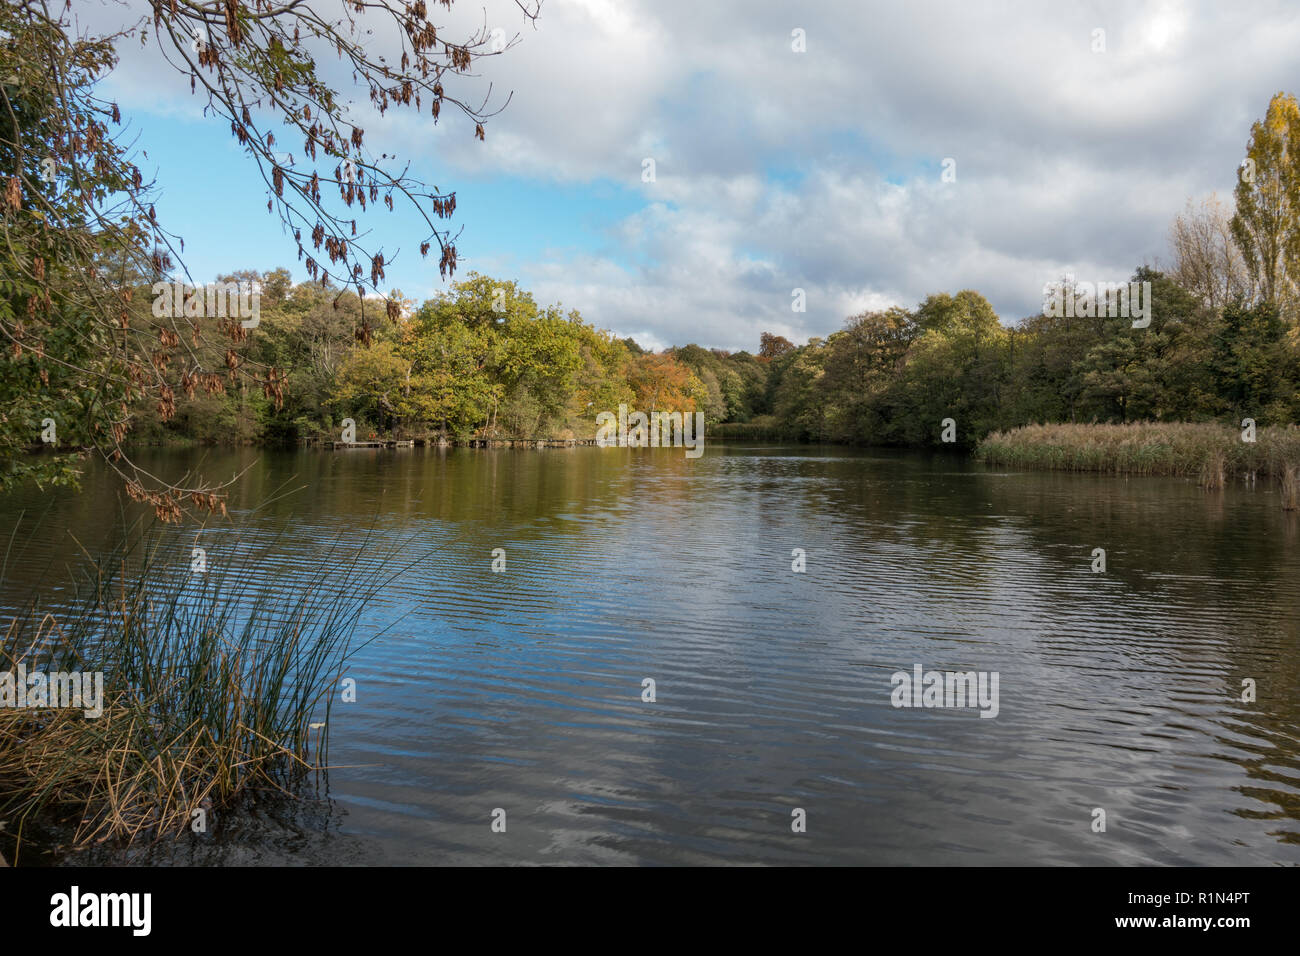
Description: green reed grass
976,422,1300,502
0,517,409,862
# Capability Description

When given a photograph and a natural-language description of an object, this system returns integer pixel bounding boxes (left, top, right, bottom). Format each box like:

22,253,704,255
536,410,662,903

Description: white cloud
92,0,1300,349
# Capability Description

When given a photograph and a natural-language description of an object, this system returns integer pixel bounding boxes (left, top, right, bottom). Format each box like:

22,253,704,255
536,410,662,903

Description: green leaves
1231,92,1300,323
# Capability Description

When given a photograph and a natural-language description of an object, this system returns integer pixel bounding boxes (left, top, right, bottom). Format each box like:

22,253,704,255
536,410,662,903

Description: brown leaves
156,385,176,422
190,490,228,517
438,243,457,279
222,319,248,345
125,480,226,523
124,481,184,524
2,177,21,213
263,367,286,409
223,0,244,48
324,235,348,264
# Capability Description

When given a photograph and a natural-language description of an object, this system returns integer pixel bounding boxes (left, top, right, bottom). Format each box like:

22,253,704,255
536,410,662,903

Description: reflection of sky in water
2,445,1298,865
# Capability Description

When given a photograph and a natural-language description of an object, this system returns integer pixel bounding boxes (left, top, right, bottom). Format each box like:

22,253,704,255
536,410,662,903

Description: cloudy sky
93,0,1300,351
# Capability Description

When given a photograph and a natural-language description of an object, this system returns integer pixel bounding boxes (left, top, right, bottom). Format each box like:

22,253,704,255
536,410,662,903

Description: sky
84,0,1300,351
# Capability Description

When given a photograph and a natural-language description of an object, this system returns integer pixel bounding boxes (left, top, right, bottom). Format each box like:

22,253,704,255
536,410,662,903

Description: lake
2,444,1298,865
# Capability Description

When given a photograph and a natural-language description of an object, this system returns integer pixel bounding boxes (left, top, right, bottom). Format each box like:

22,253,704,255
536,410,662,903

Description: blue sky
93,0,1300,351
127,105,650,311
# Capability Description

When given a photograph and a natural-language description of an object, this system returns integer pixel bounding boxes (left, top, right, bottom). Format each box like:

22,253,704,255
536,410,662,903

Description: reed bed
708,416,782,441
1282,464,1299,510
0,520,405,862
976,422,1300,498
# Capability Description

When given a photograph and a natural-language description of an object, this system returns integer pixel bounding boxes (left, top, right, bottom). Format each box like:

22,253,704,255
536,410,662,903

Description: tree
1212,300,1296,423
890,291,1007,445
1169,194,1253,312
816,307,915,443
0,0,539,517
758,332,795,361
627,352,697,413
1231,92,1300,324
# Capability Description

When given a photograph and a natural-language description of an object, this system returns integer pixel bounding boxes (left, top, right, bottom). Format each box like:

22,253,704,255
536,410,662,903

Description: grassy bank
976,422,1300,503
0,521,401,863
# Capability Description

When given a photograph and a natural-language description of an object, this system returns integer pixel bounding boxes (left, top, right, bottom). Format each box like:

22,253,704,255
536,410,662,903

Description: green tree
0,0,537,514
1231,92,1300,323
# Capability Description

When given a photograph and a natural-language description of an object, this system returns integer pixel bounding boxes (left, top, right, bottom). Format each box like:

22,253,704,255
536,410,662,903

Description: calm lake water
3,444,1299,865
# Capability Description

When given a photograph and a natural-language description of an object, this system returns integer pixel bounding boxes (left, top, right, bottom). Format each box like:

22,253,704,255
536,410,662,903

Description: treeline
753,90,1300,447
122,90,1300,450
125,262,1298,450
760,267,1297,448
126,271,772,445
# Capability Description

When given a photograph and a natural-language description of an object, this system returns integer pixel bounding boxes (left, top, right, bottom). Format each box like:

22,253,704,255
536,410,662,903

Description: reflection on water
2,444,1298,865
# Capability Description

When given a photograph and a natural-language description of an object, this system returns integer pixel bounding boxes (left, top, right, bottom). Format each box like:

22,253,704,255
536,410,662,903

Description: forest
109,258,1296,454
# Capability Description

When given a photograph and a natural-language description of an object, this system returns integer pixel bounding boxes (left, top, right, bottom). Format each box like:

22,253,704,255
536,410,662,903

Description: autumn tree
758,331,795,361
1231,91,1300,324
627,352,698,413
0,0,539,517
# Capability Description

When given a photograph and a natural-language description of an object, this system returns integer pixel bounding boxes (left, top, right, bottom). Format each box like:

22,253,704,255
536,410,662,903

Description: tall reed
977,422,1300,508
0,517,406,861
1282,464,1299,511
